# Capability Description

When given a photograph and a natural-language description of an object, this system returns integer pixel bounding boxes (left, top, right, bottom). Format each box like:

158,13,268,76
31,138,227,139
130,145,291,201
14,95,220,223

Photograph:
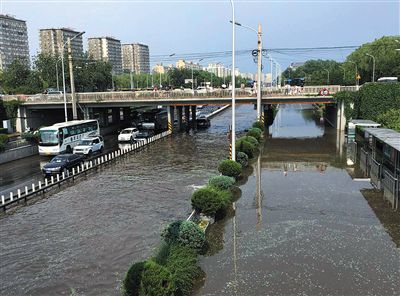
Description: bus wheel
66,146,72,153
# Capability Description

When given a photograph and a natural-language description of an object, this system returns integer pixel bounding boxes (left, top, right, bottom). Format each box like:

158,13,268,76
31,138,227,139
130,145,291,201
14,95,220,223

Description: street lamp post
365,53,376,82
230,20,262,122
347,60,358,89
192,58,203,93
323,69,330,85
61,31,85,122
230,0,236,161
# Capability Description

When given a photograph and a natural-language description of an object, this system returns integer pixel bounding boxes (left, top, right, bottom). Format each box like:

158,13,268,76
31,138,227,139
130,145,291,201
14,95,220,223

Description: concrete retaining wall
0,145,38,165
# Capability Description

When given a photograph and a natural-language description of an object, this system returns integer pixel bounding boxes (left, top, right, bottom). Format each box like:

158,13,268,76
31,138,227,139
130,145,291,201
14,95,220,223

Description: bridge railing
2,85,356,104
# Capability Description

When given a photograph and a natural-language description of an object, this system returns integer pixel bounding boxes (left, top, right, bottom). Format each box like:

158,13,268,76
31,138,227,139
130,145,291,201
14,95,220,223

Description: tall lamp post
365,53,376,82
230,20,262,122
192,58,203,93
61,31,85,122
323,69,330,85
230,0,236,161
159,53,175,89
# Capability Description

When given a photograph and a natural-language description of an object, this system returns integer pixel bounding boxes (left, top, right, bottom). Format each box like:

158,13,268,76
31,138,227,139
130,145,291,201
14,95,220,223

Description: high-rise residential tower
122,43,150,74
0,14,29,70
88,36,122,74
39,28,84,58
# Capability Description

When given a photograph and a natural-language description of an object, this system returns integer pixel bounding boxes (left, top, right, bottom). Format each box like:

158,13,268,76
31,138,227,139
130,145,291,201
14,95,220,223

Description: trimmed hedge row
122,121,264,295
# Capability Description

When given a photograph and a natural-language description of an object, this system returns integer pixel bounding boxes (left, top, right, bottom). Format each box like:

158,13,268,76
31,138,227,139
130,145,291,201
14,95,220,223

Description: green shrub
208,175,235,190
218,159,242,177
166,244,201,296
21,132,39,143
122,261,146,296
152,242,171,266
0,128,8,134
161,221,205,251
236,151,249,167
246,128,262,142
139,261,173,296
236,140,255,158
191,186,231,216
377,108,400,132
252,121,265,131
239,135,259,147
0,134,8,152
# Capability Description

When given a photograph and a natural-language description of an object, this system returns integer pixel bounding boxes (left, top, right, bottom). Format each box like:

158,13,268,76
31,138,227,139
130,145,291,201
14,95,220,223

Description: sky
1,0,399,73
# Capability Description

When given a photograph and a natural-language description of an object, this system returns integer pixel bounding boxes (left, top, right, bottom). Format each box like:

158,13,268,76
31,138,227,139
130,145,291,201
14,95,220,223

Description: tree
345,36,400,84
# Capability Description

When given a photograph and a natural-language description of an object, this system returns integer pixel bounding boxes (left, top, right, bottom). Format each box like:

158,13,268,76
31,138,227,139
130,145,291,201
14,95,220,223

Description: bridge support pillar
167,106,175,133
16,105,28,133
264,104,274,126
336,101,346,131
184,106,190,131
83,107,93,120
176,106,183,131
191,105,197,130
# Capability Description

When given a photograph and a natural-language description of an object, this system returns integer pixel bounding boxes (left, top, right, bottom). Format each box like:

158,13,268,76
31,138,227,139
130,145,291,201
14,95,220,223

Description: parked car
118,127,139,142
73,135,104,156
135,130,154,142
42,154,83,177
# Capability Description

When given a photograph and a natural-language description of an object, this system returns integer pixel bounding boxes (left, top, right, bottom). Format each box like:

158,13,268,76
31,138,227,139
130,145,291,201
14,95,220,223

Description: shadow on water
195,104,400,296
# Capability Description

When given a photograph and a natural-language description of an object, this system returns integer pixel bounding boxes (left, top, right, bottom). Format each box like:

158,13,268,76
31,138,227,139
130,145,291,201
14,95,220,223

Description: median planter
208,175,235,190
218,159,242,178
161,220,205,251
252,121,265,131
246,128,262,142
191,186,231,217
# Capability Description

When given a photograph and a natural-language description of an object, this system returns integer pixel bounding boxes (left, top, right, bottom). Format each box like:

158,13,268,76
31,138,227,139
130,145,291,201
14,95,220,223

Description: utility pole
256,23,262,122
366,53,375,82
67,38,77,120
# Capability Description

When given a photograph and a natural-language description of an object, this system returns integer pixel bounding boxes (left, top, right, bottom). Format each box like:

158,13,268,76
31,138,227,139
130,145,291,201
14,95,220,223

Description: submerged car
118,128,139,142
197,116,211,128
73,135,104,156
135,130,154,142
42,154,83,176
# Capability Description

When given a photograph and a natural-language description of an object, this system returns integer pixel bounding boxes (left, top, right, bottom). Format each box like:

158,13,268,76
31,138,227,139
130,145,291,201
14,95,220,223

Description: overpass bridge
2,85,356,132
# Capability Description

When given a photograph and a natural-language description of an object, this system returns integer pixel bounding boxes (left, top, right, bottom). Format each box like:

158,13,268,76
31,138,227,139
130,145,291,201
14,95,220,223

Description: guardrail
0,130,172,212
370,158,381,189
360,148,370,177
1,85,355,104
382,170,399,210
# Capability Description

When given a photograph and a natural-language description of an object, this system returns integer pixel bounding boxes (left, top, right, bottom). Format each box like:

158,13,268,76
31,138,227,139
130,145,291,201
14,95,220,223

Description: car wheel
130,137,134,143
88,150,92,157
99,146,103,153
66,146,72,153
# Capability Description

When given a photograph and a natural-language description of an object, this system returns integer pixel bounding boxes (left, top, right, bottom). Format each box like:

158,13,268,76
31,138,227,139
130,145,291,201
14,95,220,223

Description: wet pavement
195,105,400,296
0,105,255,295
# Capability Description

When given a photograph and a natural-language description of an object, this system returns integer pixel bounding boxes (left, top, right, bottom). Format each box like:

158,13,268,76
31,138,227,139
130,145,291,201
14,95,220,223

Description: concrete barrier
0,145,38,165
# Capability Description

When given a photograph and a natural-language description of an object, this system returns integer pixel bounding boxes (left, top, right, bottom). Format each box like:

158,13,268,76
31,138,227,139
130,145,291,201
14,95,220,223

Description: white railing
1,130,172,211
2,85,357,104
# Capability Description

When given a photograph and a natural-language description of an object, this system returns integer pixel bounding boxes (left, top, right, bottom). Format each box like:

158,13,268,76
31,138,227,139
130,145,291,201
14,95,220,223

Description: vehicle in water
73,135,104,156
118,127,139,142
197,116,211,129
38,120,100,155
135,130,154,142
42,154,84,177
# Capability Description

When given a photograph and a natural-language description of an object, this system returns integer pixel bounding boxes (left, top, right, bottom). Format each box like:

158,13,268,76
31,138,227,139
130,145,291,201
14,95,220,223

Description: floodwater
0,105,255,295
195,105,400,295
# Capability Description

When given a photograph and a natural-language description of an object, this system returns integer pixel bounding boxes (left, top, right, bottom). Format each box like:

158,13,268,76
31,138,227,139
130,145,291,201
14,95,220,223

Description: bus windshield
39,129,59,145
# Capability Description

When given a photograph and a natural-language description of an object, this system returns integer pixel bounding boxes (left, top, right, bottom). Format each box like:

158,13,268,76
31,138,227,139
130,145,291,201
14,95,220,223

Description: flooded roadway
196,105,399,295
1,104,399,295
0,105,255,295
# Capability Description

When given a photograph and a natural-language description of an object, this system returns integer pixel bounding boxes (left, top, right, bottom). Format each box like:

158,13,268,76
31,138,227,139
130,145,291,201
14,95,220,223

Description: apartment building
88,36,122,74
0,14,29,70
39,28,83,57
122,43,150,74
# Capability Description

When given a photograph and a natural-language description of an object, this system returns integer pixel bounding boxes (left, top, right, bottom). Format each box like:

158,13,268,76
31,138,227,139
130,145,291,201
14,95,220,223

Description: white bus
38,120,100,155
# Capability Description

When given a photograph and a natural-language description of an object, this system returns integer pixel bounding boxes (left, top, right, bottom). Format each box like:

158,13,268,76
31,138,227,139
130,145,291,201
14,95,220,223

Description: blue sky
2,0,399,73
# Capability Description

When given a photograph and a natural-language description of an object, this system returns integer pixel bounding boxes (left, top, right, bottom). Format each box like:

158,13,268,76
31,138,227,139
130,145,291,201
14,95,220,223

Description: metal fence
370,158,381,189
1,131,172,211
2,84,357,104
382,170,399,210
349,141,357,164
360,148,369,177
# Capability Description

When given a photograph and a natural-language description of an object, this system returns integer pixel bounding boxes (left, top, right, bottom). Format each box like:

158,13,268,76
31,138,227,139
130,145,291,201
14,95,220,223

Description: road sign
319,88,330,96
356,74,361,80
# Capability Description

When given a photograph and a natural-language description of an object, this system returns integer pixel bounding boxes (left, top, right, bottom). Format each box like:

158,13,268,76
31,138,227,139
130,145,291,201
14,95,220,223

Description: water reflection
195,105,399,296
